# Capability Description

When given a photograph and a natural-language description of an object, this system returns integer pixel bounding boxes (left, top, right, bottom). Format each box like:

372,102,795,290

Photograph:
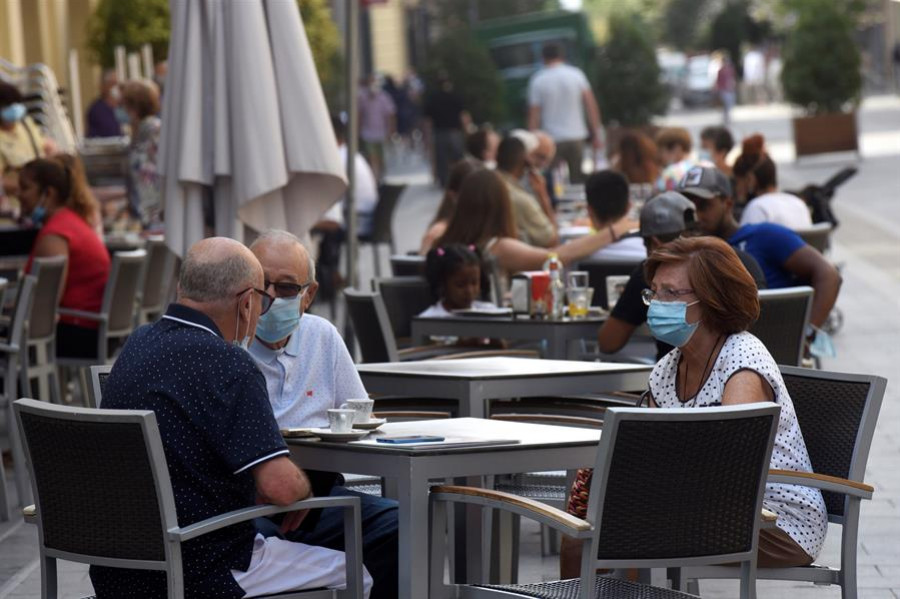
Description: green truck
473,10,597,127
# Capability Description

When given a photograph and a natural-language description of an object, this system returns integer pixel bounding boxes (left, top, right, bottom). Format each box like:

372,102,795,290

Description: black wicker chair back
15,401,169,561
365,184,406,245
27,256,66,340
781,368,879,518
576,259,642,310
374,277,432,341
344,288,396,363
591,405,779,563
390,255,426,277
749,287,813,366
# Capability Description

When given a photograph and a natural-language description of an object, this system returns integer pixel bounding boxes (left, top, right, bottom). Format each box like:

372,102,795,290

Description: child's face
443,264,481,311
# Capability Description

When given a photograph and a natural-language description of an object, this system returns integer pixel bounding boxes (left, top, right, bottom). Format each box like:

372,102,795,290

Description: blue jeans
257,486,398,599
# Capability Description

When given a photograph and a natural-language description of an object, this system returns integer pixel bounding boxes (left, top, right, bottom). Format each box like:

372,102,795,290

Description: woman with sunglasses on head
20,156,110,360
561,236,827,577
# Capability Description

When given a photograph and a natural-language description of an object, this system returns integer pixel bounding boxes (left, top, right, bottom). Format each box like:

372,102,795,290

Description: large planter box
792,111,859,158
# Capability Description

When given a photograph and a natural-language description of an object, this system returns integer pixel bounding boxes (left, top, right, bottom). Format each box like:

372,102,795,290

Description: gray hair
178,247,259,303
250,229,316,282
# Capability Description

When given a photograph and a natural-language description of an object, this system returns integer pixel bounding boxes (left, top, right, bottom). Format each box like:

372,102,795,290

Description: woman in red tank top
19,156,111,359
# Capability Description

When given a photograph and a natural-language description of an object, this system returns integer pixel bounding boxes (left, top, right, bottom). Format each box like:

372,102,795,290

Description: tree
660,0,711,51
422,28,506,124
87,0,341,107
594,12,668,127
706,0,771,78
780,0,861,114
87,0,169,67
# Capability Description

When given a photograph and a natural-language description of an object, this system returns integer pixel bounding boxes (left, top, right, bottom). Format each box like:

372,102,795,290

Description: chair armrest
170,495,360,542
57,308,108,323
760,507,778,529
0,341,19,354
431,485,593,539
23,504,36,524
768,469,874,500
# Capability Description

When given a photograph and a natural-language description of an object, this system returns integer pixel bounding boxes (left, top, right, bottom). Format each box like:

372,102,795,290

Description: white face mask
232,292,253,351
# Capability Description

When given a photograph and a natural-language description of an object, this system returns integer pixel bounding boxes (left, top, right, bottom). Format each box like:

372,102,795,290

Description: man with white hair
248,229,398,599
94,237,373,598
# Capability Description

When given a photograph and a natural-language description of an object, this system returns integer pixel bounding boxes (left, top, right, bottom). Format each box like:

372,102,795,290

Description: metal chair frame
430,404,781,599
137,237,176,325
795,222,834,254
0,276,36,520
56,249,147,368
749,286,814,367
14,398,365,599
683,366,886,599
19,256,66,404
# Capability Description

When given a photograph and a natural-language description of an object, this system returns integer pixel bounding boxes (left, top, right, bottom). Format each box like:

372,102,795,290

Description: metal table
357,356,652,418
411,315,607,360
287,417,601,599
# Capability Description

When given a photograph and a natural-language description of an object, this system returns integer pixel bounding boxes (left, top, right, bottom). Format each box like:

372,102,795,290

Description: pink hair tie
436,247,445,256
468,244,476,251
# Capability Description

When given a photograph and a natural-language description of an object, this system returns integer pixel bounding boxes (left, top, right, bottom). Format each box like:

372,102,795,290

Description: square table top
286,417,602,457
356,356,651,380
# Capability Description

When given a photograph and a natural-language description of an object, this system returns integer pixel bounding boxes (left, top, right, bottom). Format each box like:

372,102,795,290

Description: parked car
681,53,721,107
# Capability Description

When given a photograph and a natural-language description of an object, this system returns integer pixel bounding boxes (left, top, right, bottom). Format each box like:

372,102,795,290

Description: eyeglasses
236,287,274,314
641,288,695,306
264,279,313,299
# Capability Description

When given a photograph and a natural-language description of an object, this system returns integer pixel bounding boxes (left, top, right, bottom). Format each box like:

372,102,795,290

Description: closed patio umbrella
159,0,346,256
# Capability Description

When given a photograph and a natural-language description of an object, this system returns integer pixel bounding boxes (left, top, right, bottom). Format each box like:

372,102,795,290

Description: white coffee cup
327,408,356,433
340,398,374,423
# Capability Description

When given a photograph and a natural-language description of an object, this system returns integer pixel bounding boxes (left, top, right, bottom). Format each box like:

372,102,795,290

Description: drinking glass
567,271,589,290
567,287,594,319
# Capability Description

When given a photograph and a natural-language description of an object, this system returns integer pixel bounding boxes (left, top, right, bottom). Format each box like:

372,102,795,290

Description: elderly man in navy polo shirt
93,237,372,598
248,230,398,599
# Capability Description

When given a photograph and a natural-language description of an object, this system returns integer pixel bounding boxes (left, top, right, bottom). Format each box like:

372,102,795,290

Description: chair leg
841,503,861,599
372,244,382,278
41,554,58,599
0,452,10,521
739,559,757,599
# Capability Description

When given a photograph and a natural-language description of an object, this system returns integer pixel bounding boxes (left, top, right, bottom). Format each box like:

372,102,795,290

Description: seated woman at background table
560,236,826,577
20,156,111,359
434,169,637,294
419,159,481,254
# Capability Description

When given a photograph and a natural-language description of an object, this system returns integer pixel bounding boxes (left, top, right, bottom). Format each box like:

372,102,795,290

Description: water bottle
547,254,565,320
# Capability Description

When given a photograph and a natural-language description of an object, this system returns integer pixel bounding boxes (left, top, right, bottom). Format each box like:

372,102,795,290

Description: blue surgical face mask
698,149,712,163
647,299,701,348
29,192,48,226
1,102,26,124
255,295,303,344
115,106,131,125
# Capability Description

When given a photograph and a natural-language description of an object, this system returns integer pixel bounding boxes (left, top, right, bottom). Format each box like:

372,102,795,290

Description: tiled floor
2,96,899,598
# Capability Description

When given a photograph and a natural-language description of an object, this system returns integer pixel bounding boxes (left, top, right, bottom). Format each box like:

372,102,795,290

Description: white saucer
353,418,387,431
309,428,369,441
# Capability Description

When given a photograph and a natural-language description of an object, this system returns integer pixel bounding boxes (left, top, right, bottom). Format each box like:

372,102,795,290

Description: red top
26,207,111,327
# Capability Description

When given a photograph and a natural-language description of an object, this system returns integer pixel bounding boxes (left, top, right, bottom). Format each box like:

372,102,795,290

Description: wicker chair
683,366,886,599
136,237,176,325
358,183,406,277
430,404,781,599
19,256,66,404
390,254,426,277
0,276,36,520
373,276,434,347
57,249,146,367
82,364,112,408
748,286,813,366
14,398,366,598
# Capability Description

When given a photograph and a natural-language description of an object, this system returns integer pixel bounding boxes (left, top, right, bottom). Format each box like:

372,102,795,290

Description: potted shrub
780,0,862,158
594,12,669,156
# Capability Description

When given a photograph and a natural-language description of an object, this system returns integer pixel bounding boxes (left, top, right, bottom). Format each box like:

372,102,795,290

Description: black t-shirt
610,250,767,361
91,304,289,598
424,89,464,130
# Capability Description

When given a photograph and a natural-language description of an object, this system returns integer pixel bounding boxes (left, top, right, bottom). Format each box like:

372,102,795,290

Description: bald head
250,230,316,283
532,131,556,170
178,237,263,303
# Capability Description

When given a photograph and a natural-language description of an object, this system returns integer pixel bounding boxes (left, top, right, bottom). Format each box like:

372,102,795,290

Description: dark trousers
257,486,399,599
433,128,464,187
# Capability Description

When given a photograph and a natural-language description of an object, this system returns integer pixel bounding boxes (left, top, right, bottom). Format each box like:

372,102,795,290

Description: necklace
680,335,724,406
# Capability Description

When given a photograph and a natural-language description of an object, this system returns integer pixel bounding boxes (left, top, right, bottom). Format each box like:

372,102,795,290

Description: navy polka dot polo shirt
90,303,289,598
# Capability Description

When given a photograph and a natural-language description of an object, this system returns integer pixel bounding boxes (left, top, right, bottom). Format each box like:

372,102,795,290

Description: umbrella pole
345,0,360,292
344,0,360,348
